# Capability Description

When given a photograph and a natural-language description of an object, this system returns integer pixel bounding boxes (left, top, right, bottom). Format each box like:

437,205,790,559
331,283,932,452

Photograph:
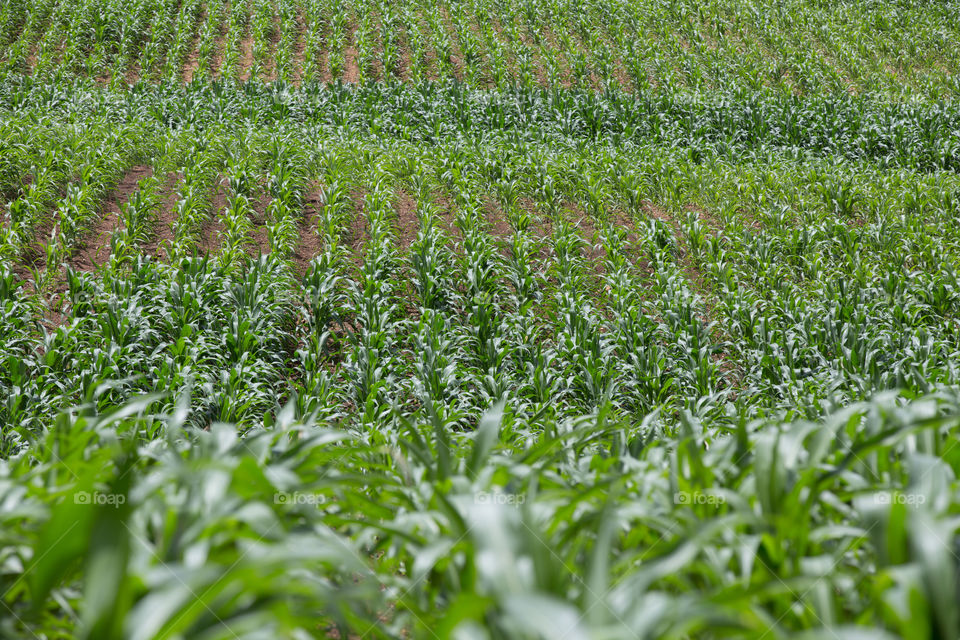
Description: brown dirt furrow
343,33,360,84
182,52,201,83
209,1,230,80
482,197,513,239
417,10,440,81
251,191,272,226
246,225,270,257
266,21,281,81
367,11,387,82
199,216,223,254
70,165,154,271
247,189,273,256
608,209,649,274
239,35,254,81
344,189,369,266
144,172,182,259
481,197,515,260
124,57,142,85
317,42,333,84
182,8,206,82
292,6,307,84
433,195,462,246
394,190,420,253
292,190,324,276
611,58,633,92
395,22,413,81
19,17,50,75
438,6,465,81
201,184,227,255
642,201,676,230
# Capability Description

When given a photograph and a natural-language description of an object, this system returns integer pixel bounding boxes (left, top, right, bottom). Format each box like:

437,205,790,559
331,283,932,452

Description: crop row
3,80,960,173
1,0,959,96
3,186,960,635
2,91,959,438
2,359,957,638
2,11,960,635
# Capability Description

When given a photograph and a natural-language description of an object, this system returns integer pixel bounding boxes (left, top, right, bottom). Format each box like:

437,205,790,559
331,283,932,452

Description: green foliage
3,0,960,636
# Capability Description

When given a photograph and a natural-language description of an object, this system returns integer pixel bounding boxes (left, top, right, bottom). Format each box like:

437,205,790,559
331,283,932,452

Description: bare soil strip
291,6,307,84
266,19,281,81
482,197,514,242
432,194,462,246
246,190,272,256
438,6,465,81
143,173,183,259
418,11,440,81
367,11,386,82
343,24,360,83
393,190,420,253
292,188,325,275
71,165,154,271
209,1,230,79
200,183,226,255
344,189,369,267
239,35,254,81
395,21,413,81
182,8,207,82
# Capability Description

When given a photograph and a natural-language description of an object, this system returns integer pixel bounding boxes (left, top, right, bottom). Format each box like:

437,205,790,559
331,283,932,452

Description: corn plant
2,3,960,638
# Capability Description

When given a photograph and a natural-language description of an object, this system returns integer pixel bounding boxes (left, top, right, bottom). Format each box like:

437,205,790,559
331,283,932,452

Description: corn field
2,1,960,638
